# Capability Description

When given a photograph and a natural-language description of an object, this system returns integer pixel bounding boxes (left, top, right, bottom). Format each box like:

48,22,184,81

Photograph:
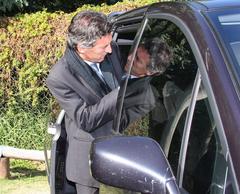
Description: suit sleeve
46,76,118,132
116,77,158,132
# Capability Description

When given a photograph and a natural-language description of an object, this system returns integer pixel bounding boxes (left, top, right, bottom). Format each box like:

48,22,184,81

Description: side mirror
90,136,180,194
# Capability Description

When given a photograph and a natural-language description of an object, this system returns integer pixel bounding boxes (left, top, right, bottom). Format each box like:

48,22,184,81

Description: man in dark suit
46,11,124,194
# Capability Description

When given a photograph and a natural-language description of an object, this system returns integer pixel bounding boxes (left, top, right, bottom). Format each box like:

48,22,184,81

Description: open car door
47,110,77,194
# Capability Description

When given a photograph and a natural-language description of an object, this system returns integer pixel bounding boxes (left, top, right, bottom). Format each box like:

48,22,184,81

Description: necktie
91,63,111,92
92,63,104,80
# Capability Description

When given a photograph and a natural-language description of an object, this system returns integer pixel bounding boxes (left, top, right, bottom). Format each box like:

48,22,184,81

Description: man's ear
76,44,85,54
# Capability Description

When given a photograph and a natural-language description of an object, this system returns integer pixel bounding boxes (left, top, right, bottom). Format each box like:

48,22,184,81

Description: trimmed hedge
0,0,159,149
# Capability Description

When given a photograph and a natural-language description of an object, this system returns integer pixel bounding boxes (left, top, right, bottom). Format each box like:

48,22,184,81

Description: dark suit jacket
46,42,123,187
115,76,158,132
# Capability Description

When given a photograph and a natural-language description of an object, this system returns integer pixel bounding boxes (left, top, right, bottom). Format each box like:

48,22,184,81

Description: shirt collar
84,60,100,69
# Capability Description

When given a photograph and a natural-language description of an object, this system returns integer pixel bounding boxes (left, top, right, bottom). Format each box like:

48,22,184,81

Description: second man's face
77,34,113,63
125,46,151,77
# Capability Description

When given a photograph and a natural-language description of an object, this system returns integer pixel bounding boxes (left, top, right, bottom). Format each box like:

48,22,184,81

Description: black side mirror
90,136,180,194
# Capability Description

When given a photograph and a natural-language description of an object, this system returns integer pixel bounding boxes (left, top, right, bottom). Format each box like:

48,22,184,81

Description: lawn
0,175,49,194
0,160,49,194
0,160,133,194
0,176,128,194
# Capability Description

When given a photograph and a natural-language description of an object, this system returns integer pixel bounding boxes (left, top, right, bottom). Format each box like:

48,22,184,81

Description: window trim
176,70,202,187
114,17,149,133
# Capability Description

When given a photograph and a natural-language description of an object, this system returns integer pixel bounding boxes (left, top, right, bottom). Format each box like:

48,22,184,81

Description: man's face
77,34,112,63
125,46,151,77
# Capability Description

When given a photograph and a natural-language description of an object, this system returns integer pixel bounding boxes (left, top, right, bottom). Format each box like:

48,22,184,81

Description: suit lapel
101,58,119,90
69,61,111,97
65,48,109,97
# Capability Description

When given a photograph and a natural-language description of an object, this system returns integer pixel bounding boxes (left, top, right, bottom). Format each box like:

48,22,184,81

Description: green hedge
0,0,159,150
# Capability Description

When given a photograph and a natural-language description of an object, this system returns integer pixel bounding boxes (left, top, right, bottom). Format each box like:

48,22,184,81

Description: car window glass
114,23,141,66
167,107,187,176
114,18,198,152
205,8,240,89
225,169,235,194
141,19,198,176
182,84,232,194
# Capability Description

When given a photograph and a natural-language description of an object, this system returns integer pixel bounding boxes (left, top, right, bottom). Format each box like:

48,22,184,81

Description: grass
0,160,49,194
0,175,49,194
0,160,135,194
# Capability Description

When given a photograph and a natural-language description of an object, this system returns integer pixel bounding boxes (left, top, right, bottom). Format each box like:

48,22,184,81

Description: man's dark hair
141,37,173,74
68,10,113,49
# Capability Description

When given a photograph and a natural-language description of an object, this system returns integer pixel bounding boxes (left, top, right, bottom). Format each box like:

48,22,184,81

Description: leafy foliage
0,0,156,15
0,0,28,13
0,109,50,149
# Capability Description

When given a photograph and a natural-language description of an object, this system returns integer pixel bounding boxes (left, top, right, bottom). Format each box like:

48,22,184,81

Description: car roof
113,0,240,21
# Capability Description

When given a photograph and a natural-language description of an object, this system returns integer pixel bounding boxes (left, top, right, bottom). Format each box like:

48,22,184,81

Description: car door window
114,18,198,142
182,90,218,194
167,80,236,194
180,83,237,194
113,22,141,66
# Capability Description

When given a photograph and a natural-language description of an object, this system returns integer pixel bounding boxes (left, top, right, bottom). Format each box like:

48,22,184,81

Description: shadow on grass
10,166,47,179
